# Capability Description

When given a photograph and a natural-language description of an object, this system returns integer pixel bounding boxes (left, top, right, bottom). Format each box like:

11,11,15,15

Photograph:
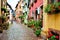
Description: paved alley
0,21,38,40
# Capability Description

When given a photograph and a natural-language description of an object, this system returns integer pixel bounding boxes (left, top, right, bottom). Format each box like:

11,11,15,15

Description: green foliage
48,35,57,40
27,20,42,37
45,4,51,13
2,22,9,30
35,29,41,37
34,20,42,28
0,16,6,23
1,7,7,13
27,20,35,27
0,15,9,30
0,22,9,30
19,15,25,19
55,2,60,8
34,20,42,37
45,2,60,14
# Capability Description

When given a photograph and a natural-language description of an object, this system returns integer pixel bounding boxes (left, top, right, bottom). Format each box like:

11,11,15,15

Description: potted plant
35,29,41,37
34,20,42,37
19,15,24,23
2,22,9,30
48,35,59,40
48,29,59,40
45,4,51,14
27,20,35,28
1,7,7,13
54,2,60,13
2,16,6,23
19,15,24,19
34,20,42,30
0,15,9,30
45,2,60,14
55,2,60,9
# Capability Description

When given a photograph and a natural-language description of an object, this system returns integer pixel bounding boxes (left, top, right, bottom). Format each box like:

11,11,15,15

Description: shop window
32,11,34,18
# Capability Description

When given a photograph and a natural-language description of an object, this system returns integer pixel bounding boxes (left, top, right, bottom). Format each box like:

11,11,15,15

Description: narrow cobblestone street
0,21,38,40
1,0,60,40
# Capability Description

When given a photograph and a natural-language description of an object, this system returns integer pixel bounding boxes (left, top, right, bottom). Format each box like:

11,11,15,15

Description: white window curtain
21,3,24,7
37,7,40,14
23,5,28,13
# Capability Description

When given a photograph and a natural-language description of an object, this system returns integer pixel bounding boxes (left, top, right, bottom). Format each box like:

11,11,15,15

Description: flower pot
35,30,41,37
31,25,34,28
58,6,60,9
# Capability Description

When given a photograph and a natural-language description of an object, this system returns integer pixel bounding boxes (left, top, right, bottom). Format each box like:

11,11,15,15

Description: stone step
40,30,48,40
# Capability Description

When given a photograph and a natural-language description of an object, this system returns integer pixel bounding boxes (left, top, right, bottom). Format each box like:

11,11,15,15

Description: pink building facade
28,0,43,20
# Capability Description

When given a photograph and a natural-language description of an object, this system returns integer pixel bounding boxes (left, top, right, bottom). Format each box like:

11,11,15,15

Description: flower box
45,2,60,14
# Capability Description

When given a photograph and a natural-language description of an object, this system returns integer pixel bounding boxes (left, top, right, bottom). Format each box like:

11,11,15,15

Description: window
35,9,38,19
37,7,40,14
28,0,30,7
32,11,34,17
31,0,34,4
34,0,37,3
31,3,33,7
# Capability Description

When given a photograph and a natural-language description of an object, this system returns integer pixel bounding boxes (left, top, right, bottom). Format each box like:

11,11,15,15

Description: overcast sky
7,0,20,10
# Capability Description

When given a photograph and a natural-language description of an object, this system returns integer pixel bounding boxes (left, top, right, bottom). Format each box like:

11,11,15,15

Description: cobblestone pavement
0,21,38,40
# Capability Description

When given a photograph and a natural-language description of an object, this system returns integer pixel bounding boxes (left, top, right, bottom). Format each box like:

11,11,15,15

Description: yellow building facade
42,0,60,36
15,0,24,22
0,0,7,16
15,0,23,18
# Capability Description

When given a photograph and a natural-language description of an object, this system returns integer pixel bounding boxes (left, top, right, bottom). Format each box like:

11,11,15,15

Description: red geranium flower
55,36,59,39
48,36,51,38
50,33,53,36
48,33,53,38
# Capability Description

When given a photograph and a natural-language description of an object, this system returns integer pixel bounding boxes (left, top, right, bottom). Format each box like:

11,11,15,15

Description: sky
7,0,20,10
